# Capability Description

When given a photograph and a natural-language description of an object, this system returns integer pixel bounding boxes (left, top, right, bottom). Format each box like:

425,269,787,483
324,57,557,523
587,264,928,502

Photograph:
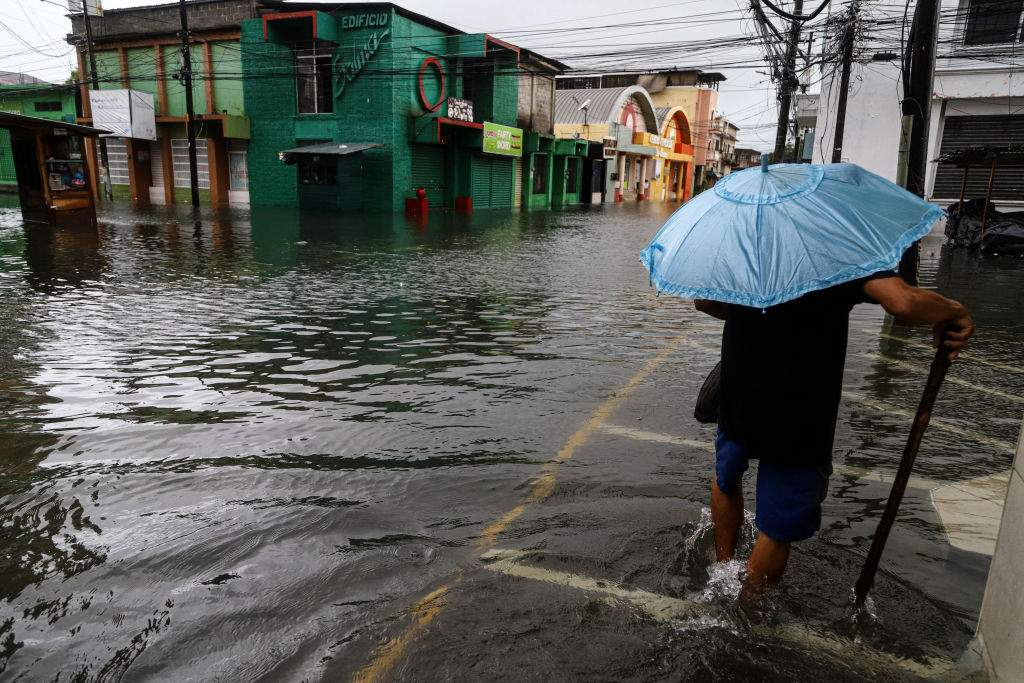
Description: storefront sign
602,136,617,158
482,122,522,157
337,28,391,95
446,97,473,122
340,13,388,29
88,89,157,140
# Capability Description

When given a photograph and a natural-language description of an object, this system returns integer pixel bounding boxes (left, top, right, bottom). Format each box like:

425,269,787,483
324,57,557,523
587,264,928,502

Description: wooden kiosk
0,112,108,226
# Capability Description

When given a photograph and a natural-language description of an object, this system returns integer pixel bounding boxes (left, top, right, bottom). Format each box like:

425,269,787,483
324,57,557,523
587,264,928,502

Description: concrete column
616,154,626,202
160,132,175,204
638,157,649,201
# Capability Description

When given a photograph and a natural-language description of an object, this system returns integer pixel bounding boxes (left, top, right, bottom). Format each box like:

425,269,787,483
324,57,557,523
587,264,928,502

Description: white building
813,0,1024,205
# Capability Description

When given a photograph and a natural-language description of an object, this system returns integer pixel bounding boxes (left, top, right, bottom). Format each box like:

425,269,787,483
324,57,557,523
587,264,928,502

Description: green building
67,0,253,205
242,2,574,212
0,84,77,191
61,0,578,212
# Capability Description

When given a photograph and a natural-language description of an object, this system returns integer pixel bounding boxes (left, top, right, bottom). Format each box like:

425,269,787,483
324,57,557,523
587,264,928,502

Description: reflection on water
0,200,1020,680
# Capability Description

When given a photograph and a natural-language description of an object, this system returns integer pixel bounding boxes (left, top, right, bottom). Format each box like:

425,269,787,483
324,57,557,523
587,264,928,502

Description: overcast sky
0,0,790,150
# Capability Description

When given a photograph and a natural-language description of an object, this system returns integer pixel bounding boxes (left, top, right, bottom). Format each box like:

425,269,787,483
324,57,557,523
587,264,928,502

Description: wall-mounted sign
339,13,388,30
89,89,156,140
446,97,473,122
337,28,391,96
67,0,102,17
482,122,522,157
602,136,617,158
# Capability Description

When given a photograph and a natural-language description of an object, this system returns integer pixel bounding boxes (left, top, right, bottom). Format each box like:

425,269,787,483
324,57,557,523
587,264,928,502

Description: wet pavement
0,196,1021,681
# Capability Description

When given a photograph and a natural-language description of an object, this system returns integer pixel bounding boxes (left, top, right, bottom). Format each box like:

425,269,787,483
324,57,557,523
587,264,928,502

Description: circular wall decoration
418,57,446,112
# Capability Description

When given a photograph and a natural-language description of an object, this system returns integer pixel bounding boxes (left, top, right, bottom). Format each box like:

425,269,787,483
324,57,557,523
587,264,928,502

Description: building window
170,138,210,188
566,158,578,194
531,153,547,195
34,101,62,112
964,0,1023,45
228,140,248,191
104,138,131,185
296,42,333,114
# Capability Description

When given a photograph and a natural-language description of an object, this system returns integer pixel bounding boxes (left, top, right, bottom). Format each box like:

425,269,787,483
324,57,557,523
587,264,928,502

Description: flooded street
0,197,1021,681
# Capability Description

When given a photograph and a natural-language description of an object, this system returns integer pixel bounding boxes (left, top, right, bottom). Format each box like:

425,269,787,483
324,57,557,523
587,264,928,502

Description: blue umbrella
639,160,944,308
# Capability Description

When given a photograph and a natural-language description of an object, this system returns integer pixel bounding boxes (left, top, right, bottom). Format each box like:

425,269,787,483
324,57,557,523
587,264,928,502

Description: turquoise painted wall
244,8,522,211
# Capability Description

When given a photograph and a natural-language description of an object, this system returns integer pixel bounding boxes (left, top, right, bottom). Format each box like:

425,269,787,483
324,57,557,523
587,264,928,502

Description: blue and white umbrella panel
639,163,944,309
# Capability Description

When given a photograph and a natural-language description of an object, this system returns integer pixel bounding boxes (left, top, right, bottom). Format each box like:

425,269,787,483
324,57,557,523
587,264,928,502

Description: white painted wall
975,418,1024,681
812,0,1024,198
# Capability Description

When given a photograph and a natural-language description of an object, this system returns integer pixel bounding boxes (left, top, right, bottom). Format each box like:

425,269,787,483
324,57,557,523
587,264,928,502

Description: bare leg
741,532,791,603
711,473,744,562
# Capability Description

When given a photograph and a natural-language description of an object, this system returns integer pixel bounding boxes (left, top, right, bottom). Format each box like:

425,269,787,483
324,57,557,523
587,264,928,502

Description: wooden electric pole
81,2,112,201
773,0,804,163
179,0,200,208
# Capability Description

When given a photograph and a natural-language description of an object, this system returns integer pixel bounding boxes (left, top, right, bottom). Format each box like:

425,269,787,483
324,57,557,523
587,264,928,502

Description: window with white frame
295,41,333,114
170,138,210,189
964,0,1024,45
104,138,130,185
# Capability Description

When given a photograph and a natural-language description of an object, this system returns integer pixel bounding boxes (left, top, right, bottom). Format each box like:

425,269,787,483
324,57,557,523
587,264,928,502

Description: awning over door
280,142,383,155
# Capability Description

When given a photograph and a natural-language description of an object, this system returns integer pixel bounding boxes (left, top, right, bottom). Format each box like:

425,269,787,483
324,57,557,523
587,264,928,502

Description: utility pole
830,3,857,163
81,1,112,201
773,0,803,163
178,0,200,208
902,0,940,198
898,0,940,286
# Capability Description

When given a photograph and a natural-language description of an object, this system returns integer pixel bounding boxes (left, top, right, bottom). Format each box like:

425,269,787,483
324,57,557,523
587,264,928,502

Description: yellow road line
353,332,690,682
862,329,1024,374
858,352,1024,404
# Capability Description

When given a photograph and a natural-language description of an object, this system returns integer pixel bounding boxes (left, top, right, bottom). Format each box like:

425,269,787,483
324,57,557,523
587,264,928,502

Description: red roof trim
263,11,319,42
484,35,521,66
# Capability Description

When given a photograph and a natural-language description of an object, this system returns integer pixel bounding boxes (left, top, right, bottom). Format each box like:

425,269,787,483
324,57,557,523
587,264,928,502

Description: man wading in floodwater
694,273,974,605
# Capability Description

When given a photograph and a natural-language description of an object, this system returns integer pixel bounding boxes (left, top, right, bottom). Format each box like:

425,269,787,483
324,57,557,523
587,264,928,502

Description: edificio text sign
482,122,522,157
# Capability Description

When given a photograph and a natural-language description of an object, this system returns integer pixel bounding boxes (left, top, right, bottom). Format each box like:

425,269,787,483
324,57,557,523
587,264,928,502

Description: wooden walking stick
853,342,953,608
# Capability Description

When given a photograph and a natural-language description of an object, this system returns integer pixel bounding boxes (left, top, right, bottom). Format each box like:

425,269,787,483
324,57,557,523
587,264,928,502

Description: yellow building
553,86,693,203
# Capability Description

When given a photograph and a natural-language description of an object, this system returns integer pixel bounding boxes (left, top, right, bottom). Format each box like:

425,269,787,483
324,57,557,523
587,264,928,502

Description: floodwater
0,195,1021,681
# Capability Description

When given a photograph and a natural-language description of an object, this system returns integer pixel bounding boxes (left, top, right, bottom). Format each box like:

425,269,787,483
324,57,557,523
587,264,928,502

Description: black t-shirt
718,272,897,469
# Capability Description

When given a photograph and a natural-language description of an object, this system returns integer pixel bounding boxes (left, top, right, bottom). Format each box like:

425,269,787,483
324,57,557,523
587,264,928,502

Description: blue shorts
715,429,832,542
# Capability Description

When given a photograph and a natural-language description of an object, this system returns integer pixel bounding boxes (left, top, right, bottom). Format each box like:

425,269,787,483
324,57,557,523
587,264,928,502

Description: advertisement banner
89,89,156,140
482,122,522,157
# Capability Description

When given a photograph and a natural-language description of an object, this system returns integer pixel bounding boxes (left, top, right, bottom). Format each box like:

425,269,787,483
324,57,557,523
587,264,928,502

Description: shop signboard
602,136,617,158
447,97,473,122
88,89,156,140
482,122,522,157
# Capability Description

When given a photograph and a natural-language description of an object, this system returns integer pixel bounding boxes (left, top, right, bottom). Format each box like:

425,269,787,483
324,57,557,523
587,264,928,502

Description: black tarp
944,200,1024,255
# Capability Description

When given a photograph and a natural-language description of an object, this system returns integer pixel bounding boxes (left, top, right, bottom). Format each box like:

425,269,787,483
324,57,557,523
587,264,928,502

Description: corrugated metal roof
555,87,637,125
0,111,108,136
655,107,671,129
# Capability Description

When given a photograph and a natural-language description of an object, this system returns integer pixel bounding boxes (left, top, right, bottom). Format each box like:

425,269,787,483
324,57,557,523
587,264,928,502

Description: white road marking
480,550,959,678
858,352,1024,404
862,329,1024,374
599,423,944,490
598,424,714,452
842,391,1017,453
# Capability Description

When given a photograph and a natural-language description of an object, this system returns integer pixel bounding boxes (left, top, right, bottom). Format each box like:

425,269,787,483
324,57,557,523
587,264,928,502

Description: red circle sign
418,57,445,112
